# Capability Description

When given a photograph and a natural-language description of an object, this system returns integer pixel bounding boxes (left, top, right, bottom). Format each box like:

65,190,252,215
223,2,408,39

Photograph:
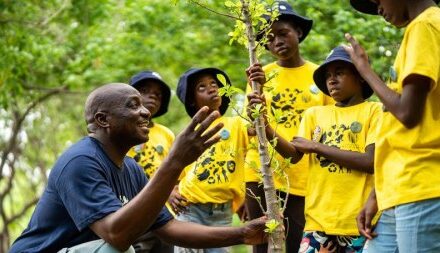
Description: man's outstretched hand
168,106,223,168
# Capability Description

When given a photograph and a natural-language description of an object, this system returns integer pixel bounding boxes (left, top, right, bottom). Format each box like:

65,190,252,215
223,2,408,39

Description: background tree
0,0,403,252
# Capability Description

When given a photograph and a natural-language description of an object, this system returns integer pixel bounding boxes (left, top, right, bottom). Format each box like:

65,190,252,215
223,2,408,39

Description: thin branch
0,152,17,200
22,84,86,95
6,198,39,224
231,106,252,123
246,188,266,214
0,86,68,179
39,0,70,27
190,0,243,21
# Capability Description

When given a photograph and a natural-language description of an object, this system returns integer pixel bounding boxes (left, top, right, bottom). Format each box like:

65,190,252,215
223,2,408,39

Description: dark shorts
299,231,366,253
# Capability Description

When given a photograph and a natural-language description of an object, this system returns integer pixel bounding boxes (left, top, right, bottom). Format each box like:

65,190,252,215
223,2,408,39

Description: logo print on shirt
271,88,305,128
194,146,236,184
133,143,165,178
315,123,361,173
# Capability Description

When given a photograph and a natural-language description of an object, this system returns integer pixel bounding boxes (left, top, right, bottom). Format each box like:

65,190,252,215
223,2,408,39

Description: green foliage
264,219,280,233
1,0,409,250
250,103,263,120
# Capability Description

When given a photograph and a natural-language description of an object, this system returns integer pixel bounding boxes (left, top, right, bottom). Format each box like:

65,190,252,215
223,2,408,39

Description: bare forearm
314,143,374,173
266,125,303,163
361,67,403,113
359,67,429,128
156,220,244,248
91,157,183,250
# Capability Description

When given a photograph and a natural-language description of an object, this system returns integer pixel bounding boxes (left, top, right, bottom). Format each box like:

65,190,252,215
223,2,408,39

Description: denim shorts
58,239,135,253
175,201,233,253
364,197,440,253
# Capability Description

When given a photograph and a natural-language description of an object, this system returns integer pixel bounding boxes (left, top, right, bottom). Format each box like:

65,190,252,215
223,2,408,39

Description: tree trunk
240,1,284,252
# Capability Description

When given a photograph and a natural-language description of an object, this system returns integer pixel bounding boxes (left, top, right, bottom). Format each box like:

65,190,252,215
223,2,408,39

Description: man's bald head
84,83,140,133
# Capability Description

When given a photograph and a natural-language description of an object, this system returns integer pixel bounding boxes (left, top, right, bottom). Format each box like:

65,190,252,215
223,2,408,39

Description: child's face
136,81,163,117
267,20,302,61
325,62,363,102
192,73,222,112
371,0,409,27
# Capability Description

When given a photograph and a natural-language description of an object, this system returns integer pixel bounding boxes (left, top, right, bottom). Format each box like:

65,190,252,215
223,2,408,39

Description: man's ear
95,112,110,128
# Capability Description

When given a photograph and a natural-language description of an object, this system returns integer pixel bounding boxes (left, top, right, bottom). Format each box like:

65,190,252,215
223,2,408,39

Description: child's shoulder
263,60,318,72
219,115,247,126
362,101,382,111
152,123,175,138
409,6,440,29
303,104,331,116
305,101,381,115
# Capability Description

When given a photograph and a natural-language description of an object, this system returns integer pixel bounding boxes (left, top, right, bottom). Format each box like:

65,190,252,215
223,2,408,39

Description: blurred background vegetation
0,0,404,251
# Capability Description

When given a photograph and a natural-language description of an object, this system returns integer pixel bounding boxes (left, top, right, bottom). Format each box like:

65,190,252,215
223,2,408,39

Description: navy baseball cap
129,70,171,118
313,46,373,99
176,68,231,117
257,1,313,44
350,0,440,15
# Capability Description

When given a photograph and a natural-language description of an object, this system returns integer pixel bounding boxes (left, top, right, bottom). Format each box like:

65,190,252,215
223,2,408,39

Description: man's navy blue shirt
10,137,172,253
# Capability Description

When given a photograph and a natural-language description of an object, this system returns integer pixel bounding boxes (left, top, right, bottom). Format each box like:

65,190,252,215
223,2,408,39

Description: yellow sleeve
296,108,314,141
403,21,440,89
365,103,382,148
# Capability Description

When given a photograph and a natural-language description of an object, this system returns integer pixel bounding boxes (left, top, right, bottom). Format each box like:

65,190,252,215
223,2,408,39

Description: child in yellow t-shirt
127,71,175,179
245,2,332,252
347,1,440,252
247,46,381,252
172,67,248,253
127,70,175,253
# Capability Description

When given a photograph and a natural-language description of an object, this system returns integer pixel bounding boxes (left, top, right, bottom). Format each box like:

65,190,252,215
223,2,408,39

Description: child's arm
292,137,374,173
344,33,431,129
246,91,303,163
356,188,378,240
246,63,266,93
168,184,187,215
246,64,304,163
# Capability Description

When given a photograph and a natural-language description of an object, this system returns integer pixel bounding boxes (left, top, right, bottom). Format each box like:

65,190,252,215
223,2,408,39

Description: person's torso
375,7,440,210
9,137,146,253
127,123,175,178
302,102,380,235
179,116,248,206
244,61,332,196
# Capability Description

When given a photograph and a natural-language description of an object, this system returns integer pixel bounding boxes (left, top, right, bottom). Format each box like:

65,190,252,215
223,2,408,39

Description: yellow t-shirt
244,61,333,196
297,102,381,235
375,7,440,211
179,116,249,211
127,123,175,179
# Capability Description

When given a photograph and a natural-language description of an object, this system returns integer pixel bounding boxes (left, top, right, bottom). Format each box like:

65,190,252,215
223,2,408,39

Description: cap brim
152,84,171,118
257,13,313,49
314,58,373,99
350,0,439,15
350,0,378,15
282,14,313,43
